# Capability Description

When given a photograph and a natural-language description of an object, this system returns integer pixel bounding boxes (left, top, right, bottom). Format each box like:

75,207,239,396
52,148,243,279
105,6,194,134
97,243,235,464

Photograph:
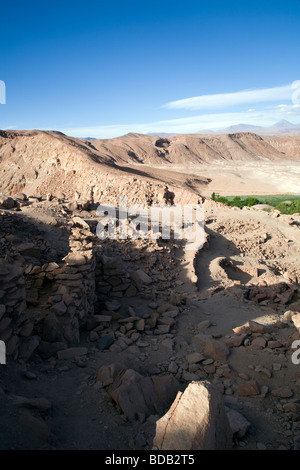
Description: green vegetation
272,200,300,214
211,193,300,214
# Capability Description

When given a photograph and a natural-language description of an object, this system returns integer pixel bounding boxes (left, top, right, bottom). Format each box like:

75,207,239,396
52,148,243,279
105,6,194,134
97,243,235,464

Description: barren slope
0,130,208,205
0,130,299,206
90,132,300,166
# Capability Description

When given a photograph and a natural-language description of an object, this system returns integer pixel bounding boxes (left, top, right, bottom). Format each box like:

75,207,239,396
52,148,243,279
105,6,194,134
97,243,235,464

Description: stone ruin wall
0,211,96,362
0,209,183,363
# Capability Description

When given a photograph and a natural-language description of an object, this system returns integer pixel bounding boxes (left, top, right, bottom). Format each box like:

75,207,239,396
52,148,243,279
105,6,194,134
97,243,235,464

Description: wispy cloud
164,81,300,110
60,103,300,139
0,80,6,105
43,81,300,138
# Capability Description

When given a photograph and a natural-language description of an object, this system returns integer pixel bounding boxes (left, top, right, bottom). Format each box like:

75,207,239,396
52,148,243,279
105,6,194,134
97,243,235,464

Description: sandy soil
139,161,300,197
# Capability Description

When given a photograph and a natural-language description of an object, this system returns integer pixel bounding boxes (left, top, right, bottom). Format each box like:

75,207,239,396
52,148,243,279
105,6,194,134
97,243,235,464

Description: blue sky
1,0,300,138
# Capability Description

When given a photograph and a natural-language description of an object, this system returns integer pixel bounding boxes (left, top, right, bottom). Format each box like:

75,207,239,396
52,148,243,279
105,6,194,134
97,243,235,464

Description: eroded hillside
1,130,300,206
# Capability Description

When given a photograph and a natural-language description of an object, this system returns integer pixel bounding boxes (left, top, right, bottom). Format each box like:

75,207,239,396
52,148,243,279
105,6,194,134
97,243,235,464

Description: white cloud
54,81,300,138
164,81,300,111
60,104,300,139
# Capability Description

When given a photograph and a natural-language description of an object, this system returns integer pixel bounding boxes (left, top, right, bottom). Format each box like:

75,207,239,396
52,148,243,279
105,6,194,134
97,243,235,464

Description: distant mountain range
80,120,300,140
196,120,300,136
146,132,179,137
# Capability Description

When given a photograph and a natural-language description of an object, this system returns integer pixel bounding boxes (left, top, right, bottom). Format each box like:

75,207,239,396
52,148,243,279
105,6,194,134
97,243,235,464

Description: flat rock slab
238,380,260,396
271,386,293,398
57,347,88,360
130,269,152,285
152,381,232,450
203,337,230,361
108,369,179,421
226,407,251,438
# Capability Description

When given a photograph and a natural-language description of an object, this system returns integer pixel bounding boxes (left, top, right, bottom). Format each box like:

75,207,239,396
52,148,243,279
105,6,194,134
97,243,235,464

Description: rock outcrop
152,381,232,450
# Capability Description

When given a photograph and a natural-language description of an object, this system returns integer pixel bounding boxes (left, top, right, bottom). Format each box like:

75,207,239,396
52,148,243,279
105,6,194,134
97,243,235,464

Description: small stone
125,285,137,298
156,325,170,334
283,403,300,413
238,380,260,396
23,371,38,380
186,352,205,364
135,319,145,331
223,334,247,347
267,340,282,349
57,347,88,360
256,442,267,450
148,302,158,309
250,337,267,349
260,386,269,397
160,338,173,351
226,408,251,438
89,331,98,342
157,303,172,314
72,216,90,230
238,373,250,380
271,386,293,398
198,320,211,330
130,269,152,285
255,365,272,378
202,358,214,365
44,262,60,272
93,314,112,323
97,335,114,351
63,253,86,266
50,301,67,315
182,371,199,381
168,361,178,373
203,338,230,362
248,320,268,333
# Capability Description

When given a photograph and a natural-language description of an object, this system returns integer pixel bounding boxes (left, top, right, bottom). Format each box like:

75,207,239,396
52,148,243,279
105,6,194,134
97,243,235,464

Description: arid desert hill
91,131,300,165
0,129,299,203
0,129,208,204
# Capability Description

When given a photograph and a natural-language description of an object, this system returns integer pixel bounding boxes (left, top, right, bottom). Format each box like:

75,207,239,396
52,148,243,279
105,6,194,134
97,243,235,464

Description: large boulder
152,381,232,450
0,194,15,209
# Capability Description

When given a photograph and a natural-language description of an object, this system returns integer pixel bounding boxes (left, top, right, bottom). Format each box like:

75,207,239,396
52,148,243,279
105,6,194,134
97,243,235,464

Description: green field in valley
212,193,300,214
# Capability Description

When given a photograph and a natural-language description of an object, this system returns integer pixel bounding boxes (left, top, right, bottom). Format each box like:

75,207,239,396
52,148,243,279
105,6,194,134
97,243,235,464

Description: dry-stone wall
0,211,96,361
